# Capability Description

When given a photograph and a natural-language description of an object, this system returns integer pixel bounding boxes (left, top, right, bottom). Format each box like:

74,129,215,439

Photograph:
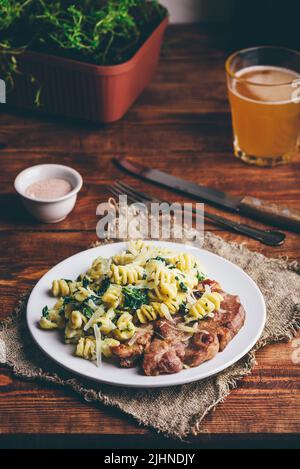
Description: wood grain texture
0,24,299,445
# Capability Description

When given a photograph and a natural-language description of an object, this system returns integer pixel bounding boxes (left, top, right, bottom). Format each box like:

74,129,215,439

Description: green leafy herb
0,1,167,103
179,282,188,293
97,277,111,296
179,301,189,315
196,271,206,282
123,286,148,311
82,276,90,289
82,304,94,320
154,256,168,264
42,305,49,319
63,296,73,304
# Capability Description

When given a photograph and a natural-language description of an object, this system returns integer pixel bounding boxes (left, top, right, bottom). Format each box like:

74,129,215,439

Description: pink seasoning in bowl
25,178,73,200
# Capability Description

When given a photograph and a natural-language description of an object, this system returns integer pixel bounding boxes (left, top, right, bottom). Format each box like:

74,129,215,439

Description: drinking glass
226,47,300,166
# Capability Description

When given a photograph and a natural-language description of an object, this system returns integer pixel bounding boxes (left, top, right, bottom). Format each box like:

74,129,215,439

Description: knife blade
115,156,300,233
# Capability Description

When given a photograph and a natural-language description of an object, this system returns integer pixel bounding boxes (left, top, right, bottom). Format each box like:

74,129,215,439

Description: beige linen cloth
0,232,299,439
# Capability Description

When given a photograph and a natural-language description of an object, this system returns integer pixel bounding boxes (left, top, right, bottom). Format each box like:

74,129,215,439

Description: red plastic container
9,16,168,123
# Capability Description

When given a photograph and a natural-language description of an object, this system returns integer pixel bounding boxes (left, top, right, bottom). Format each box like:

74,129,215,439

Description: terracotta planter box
9,16,168,123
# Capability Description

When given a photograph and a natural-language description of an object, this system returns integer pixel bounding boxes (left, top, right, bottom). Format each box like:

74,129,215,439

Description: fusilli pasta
40,241,218,368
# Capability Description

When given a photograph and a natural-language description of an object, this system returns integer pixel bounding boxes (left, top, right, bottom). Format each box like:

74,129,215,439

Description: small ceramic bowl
14,164,83,223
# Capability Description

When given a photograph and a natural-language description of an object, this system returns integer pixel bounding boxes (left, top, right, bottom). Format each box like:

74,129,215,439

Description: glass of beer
226,47,300,166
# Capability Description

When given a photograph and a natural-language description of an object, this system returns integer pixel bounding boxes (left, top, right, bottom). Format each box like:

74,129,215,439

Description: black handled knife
115,156,300,233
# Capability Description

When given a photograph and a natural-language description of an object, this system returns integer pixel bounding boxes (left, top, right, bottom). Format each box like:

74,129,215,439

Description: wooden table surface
0,25,299,449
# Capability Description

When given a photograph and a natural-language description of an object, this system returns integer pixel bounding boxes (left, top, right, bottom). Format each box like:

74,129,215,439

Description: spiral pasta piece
113,312,136,340
52,279,70,297
87,257,111,281
163,294,187,314
70,311,85,330
109,264,145,286
186,292,224,322
102,284,123,308
65,325,84,344
74,287,91,303
136,305,158,324
167,253,196,272
128,240,147,256
148,263,178,299
112,252,135,265
136,302,173,324
76,337,96,360
39,317,58,330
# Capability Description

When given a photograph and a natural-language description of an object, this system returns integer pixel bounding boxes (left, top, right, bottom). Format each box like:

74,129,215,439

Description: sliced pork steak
143,338,186,376
143,293,246,376
184,330,220,367
111,325,153,368
200,293,246,351
113,292,246,375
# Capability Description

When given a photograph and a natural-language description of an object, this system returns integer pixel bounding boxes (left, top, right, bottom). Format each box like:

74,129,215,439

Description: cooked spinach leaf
42,306,49,319
179,282,188,293
123,286,149,311
97,277,111,296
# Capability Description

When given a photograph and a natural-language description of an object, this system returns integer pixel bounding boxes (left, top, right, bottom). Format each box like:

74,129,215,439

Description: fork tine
114,181,148,202
115,181,161,204
110,185,142,205
114,181,152,204
109,186,135,204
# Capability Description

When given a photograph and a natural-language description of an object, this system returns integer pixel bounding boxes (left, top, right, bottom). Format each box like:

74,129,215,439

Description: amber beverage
226,47,300,166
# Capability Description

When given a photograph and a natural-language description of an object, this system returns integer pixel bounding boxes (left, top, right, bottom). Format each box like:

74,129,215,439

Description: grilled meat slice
114,292,246,375
143,338,186,376
143,293,245,375
155,319,187,341
199,293,246,351
143,320,190,376
111,325,153,368
184,330,219,367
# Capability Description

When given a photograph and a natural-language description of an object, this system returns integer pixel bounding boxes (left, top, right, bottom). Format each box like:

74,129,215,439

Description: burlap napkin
0,232,299,439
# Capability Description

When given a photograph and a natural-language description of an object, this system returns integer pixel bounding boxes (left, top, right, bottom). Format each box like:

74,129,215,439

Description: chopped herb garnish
97,277,111,296
63,296,73,304
196,271,206,282
149,256,170,265
155,256,168,263
179,282,188,293
123,286,149,311
179,301,189,315
82,276,90,289
82,305,94,320
42,306,49,319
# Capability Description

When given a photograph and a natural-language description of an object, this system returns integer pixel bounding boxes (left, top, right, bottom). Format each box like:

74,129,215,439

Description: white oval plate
27,241,266,388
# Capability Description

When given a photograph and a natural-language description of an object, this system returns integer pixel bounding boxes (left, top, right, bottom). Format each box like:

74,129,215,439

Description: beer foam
232,66,300,104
